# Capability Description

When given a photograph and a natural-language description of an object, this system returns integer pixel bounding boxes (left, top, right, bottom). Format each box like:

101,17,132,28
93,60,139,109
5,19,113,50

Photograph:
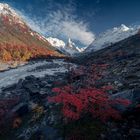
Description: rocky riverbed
0,59,76,140
0,59,75,90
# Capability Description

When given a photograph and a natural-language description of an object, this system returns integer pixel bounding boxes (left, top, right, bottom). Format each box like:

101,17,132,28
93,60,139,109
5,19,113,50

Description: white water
0,60,74,89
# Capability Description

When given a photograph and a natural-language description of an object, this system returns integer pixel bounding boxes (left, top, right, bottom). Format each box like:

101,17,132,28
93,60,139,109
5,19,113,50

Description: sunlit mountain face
86,24,140,52
0,1,140,140
0,3,63,63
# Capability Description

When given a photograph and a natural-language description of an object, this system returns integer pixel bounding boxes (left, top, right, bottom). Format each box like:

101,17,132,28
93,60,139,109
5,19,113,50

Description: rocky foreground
0,59,76,140
0,34,140,140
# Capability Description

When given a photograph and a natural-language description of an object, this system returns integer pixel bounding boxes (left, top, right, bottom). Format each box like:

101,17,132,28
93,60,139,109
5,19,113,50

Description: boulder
112,88,140,103
111,88,140,112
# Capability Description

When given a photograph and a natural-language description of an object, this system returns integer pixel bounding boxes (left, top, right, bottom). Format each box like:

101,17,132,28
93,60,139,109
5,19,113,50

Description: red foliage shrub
48,86,131,122
48,63,131,122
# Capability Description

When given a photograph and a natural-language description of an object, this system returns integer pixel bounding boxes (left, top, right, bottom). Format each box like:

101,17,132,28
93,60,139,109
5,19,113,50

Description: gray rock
112,88,140,103
111,88,140,112
11,102,28,116
23,83,40,94
130,128,140,136
2,84,17,91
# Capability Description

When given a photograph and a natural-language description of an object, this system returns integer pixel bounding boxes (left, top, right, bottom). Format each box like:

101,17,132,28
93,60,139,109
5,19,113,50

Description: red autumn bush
48,63,131,122
48,86,131,122
0,43,61,62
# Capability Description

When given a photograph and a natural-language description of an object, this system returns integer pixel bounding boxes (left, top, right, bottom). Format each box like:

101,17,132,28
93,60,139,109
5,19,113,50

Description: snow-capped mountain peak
0,3,21,19
86,24,139,52
66,38,77,49
0,3,10,12
67,38,75,48
0,3,26,26
120,24,130,31
66,38,85,52
114,24,130,32
46,37,84,56
0,3,52,43
46,37,65,48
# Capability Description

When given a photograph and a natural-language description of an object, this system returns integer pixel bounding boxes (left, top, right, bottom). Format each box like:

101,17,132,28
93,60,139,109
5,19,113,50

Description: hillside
0,3,63,63
74,33,140,103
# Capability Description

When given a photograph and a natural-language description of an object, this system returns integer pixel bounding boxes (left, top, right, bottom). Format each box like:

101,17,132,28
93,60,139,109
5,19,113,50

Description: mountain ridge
85,24,139,52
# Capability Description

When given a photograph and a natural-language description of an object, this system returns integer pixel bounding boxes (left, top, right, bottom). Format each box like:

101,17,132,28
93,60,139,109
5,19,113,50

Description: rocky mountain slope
0,3,63,63
71,33,140,139
76,32,140,96
86,24,139,52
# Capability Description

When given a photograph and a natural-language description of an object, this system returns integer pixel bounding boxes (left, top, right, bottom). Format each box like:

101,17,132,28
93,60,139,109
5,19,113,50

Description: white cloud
62,21,95,45
17,1,95,46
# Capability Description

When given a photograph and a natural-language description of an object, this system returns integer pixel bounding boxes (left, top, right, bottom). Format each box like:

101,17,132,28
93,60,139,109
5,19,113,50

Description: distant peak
47,37,83,56
46,37,65,48
120,24,130,31
0,3,18,16
68,38,72,44
0,3,10,11
67,38,75,48
0,2,26,26
113,24,130,32
86,24,139,52
0,3,9,7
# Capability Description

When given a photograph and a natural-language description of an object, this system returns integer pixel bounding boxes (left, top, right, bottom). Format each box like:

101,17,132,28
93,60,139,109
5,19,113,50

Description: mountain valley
0,2,140,140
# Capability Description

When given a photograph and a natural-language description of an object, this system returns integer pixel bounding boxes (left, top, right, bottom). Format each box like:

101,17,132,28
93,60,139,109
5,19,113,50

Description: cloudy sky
1,0,140,47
